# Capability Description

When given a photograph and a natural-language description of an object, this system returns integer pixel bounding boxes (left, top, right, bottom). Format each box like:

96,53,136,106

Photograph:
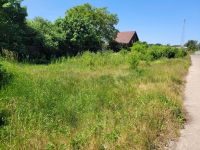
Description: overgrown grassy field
0,51,190,149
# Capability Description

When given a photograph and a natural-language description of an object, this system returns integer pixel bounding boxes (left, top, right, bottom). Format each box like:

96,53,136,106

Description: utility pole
180,19,186,48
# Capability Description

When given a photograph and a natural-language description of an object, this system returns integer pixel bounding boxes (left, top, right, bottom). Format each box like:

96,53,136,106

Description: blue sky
22,0,200,45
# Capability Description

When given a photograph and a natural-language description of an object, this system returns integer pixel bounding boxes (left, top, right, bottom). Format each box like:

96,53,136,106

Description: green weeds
0,51,190,149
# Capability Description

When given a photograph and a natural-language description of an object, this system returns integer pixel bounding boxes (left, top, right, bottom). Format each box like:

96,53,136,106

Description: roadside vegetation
0,43,190,149
184,40,200,52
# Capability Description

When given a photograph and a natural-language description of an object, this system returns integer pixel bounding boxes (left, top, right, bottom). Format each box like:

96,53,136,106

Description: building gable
115,31,139,45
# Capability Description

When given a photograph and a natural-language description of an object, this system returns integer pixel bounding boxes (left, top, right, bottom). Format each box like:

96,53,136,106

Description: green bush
130,43,187,61
175,48,187,58
0,64,12,89
129,51,140,69
131,42,148,53
146,46,163,60
162,47,177,58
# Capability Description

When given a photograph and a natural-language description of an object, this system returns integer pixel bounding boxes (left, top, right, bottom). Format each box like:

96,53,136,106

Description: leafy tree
28,17,60,50
0,0,27,52
25,17,66,61
0,2,119,61
62,3,119,54
53,18,68,56
184,40,199,51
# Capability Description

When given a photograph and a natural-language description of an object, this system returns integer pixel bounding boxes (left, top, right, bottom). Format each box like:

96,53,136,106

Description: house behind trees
110,31,139,50
115,31,139,46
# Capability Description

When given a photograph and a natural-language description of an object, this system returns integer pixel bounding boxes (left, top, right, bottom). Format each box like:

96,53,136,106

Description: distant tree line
0,0,118,63
184,40,200,52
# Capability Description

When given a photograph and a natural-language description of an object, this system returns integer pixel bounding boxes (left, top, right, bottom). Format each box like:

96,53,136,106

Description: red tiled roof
115,31,136,44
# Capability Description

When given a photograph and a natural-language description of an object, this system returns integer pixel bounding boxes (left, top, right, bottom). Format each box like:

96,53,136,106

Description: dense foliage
130,42,187,62
62,3,118,54
25,17,66,62
185,40,199,52
0,64,12,89
1,1,118,62
0,0,27,53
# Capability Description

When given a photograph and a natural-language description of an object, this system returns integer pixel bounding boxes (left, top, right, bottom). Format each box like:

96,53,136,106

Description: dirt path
173,52,200,150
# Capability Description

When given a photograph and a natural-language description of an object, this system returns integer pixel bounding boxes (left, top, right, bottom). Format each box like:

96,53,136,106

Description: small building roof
115,31,137,44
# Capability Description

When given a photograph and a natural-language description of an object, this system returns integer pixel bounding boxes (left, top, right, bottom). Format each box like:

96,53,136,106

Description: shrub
0,64,12,89
162,47,176,58
175,48,187,58
146,46,162,60
129,51,140,69
131,42,148,53
130,43,187,61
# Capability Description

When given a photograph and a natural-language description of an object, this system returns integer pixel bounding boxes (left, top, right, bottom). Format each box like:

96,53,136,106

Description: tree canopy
62,3,119,54
0,0,27,52
185,40,199,52
1,2,119,62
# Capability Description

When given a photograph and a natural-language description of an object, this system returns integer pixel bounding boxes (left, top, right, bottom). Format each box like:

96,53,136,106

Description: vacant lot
0,52,190,149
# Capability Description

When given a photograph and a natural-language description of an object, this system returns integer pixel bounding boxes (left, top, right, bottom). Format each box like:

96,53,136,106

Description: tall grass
0,50,190,149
